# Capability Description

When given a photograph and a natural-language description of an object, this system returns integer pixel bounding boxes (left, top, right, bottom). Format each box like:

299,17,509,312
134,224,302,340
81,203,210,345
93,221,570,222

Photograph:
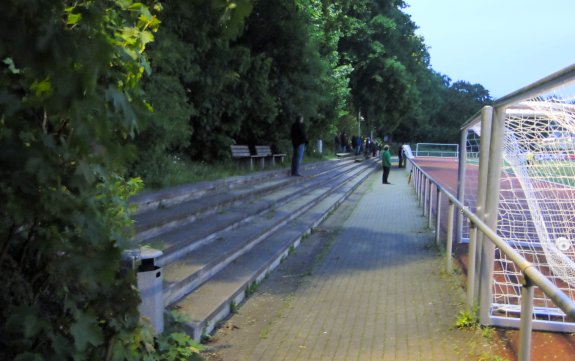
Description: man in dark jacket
290,115,307,176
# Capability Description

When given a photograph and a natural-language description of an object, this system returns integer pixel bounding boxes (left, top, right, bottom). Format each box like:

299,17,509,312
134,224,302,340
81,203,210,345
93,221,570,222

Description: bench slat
230,145,252,158
255,145,286,166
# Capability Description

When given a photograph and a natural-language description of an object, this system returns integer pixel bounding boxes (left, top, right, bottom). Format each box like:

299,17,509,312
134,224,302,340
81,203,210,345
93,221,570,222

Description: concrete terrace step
131,159,354,215
144,161,367,267
173,160,377,340
131,159,358,243
160,162,373,307
129,156,380,341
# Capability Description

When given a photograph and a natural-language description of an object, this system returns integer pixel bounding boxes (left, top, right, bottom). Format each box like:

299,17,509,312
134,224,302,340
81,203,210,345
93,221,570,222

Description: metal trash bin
136,248,164,335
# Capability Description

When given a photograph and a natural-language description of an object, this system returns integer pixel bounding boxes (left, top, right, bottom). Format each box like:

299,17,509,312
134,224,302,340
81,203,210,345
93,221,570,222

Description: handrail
408,158,575,320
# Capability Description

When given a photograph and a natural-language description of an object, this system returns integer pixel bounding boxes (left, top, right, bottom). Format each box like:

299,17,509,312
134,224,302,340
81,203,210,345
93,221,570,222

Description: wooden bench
230,145,265,170
255,145,286,166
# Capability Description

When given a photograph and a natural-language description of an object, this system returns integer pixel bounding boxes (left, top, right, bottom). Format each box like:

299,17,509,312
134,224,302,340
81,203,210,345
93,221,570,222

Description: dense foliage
0,1,172,360
0,0,493,359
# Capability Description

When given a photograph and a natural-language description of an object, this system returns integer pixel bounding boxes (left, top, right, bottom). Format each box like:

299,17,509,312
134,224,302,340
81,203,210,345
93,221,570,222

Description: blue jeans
291,144,305,175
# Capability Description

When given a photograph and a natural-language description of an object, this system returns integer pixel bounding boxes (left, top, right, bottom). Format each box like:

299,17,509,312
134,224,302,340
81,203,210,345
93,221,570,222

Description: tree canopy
131,0,492,187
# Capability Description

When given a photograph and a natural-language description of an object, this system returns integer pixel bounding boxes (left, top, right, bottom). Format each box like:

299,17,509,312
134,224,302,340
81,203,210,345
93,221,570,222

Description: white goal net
490,86,575,327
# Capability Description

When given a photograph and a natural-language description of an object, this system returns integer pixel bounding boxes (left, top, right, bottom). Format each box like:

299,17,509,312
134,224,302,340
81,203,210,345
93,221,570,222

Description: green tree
236,0,345,151
338,0,430,139
427,80,492,143
140,0,275,164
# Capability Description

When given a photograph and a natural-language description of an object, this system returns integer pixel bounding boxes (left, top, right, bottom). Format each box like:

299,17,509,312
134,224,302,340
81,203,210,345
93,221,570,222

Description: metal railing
407,158,575,361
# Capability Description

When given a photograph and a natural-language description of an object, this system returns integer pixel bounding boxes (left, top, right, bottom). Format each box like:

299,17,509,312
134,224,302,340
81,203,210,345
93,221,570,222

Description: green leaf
70,312,104,351
75,161,95,184
66,12,82,26
127,2,144,11
115,0,133,10
139,30,154,47
6,306,47,339
30,77,52,97
23,314,44,338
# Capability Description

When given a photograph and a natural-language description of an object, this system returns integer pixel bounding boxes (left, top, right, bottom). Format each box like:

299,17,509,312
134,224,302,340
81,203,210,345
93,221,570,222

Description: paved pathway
207,168,491,360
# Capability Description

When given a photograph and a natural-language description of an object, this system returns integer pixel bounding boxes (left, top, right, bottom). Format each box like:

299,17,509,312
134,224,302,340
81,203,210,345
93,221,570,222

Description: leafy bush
0,1,164,359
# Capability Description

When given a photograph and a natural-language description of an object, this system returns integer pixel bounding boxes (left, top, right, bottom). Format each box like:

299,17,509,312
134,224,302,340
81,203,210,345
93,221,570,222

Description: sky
404,0,575,99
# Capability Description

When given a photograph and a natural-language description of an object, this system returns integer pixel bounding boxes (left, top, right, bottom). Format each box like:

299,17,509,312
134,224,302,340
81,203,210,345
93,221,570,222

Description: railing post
414,167,419,193
418,171,423,206
474,106,493,303
467,222,477,310
414,168,419,196
446,200,455,273
423,177,428,216
457,128,468,244
479,106,505,325
518,274,534,361
420,175,424,211
428,184,434,229
435,188,442,247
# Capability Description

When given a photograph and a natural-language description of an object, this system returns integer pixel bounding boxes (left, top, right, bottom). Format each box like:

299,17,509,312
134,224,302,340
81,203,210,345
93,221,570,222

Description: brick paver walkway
212,168,486,360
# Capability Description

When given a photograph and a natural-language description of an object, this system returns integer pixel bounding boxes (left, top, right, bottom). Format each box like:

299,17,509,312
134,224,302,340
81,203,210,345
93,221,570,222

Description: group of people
290,115,407,185
334,133,380,157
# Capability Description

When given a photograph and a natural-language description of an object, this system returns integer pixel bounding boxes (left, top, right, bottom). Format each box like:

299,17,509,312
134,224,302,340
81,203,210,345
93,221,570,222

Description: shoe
295,173,303,177
384,182,391,184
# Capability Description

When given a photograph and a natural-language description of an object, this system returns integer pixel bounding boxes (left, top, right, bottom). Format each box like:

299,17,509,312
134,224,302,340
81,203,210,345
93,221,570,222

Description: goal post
465,65,575,332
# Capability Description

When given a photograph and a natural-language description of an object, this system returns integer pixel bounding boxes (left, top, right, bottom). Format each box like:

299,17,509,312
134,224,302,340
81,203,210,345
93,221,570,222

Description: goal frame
459,64,575,332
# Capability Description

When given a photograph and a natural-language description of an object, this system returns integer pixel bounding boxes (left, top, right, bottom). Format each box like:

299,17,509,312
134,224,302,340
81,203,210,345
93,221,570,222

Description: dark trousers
291,144,305,175
382,166,390,183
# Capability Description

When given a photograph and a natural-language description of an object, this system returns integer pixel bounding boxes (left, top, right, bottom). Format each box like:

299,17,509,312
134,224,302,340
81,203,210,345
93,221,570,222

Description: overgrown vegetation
156,311,205,361
0,1,165,359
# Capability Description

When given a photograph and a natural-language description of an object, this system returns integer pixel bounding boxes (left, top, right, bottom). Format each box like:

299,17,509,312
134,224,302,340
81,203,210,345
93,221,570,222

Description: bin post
137,248,164,335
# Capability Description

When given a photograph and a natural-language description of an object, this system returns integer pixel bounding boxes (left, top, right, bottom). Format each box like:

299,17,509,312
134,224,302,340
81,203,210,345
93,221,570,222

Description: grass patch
478,353,509,361
142,152,337,190
244,281,259,298
146,158,252,190
455,308,479,329
229,300,238,314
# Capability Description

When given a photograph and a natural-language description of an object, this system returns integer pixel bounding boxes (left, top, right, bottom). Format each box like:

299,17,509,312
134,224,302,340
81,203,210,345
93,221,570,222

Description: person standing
364,137,371,158
397,144,404,168
290,115,307,176
381,144,392,184
341,132,348,152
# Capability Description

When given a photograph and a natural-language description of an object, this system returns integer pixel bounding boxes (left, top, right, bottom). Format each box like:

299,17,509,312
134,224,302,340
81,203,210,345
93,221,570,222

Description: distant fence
415,143,459,158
